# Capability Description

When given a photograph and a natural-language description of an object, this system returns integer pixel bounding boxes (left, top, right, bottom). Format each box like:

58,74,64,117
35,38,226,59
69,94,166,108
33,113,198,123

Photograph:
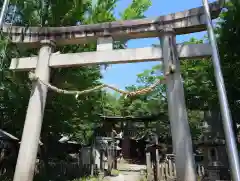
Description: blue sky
101,0,215,90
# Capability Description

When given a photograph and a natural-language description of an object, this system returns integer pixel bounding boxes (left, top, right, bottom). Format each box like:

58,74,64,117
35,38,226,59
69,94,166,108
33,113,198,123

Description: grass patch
111,169,120,176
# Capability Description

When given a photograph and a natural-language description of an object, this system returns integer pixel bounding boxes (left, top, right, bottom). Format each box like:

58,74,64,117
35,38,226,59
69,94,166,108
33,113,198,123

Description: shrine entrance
97,114,167,164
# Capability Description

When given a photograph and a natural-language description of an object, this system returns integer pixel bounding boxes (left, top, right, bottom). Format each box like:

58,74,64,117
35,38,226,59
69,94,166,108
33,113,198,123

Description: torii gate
1,1,239,181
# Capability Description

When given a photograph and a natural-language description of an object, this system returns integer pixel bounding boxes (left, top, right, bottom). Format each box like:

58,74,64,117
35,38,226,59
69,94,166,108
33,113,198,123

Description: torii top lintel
2,1,222,48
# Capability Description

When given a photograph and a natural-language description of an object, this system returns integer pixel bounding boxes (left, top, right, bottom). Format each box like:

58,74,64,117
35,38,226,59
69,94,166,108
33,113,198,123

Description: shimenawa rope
28,64,175,98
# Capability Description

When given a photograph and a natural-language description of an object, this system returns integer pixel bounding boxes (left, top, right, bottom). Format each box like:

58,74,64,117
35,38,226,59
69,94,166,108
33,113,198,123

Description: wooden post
160,30,196,181
107,142,113,175
111,131,117,169
13,40,55,181
146,152,152,181
155,134,160,180
90,141,95,176
100,151,103,171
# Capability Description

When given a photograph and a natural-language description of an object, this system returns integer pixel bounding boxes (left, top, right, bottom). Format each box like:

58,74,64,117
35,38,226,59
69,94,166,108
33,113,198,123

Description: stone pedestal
203,161,230,181
199,110,231,181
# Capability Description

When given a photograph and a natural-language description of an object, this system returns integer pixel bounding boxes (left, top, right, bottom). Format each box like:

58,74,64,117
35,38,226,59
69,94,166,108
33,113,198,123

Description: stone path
103,163,146,181
103,174,125,181
121,171,142,181
104,172,143,181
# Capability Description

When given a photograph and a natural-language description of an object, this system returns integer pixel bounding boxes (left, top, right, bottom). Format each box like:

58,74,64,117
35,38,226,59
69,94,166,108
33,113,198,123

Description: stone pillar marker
160,30,196,181
13,40,55,181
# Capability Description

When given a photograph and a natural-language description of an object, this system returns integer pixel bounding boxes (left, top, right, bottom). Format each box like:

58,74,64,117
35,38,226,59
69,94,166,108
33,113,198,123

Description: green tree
216,2,240,140
111,64,169,141
115,38,215,141
0,0,152,143
181,38,217,110
121,62,204,141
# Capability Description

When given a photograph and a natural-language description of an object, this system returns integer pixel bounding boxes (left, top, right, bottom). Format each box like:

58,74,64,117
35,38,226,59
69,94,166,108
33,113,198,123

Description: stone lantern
197,111,230,181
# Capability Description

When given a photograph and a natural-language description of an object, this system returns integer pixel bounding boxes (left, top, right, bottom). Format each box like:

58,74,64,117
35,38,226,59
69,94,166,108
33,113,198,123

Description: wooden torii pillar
2,2,222,181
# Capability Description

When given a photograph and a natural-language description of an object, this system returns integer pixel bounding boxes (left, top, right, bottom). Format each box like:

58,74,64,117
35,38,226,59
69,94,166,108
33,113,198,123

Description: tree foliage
0,0,152,144
217,2,240,124
2,0,240,151
181,38,217,110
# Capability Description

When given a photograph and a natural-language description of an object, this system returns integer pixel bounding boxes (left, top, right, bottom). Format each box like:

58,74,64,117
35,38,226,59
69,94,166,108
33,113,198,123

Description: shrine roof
99,113,166,122
145,143,166,151
0,129,19,141
196,139,225,146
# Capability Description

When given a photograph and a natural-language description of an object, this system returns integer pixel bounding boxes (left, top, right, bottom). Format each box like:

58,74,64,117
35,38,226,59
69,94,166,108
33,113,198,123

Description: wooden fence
159,160,204,180
0,161,91,181
147,158,205,181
